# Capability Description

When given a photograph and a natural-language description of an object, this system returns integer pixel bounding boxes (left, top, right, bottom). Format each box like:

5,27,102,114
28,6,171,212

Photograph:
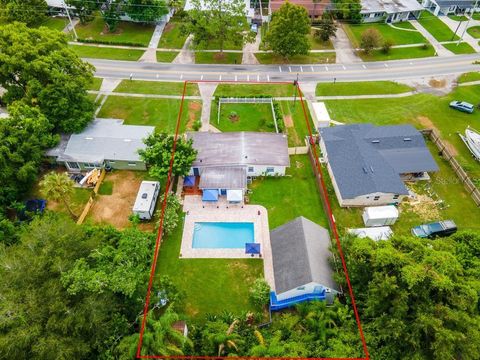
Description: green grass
213,103,276,132
89,77,103,91
308,29,334,50
214,84,297,97
249,155,328,229
97,180,113,195
158,20,188,49
113,80,200,96
278,101,314,147
156,219,264,320
255,52,335,64
467,25,480,39
75,15,154,46
358,45,435,61
316,81,412,96
156,51,179,62
194,52,242,64
97,96,202,133
70,45,144,61
448,14,469,21
324,85,480,184
418,11,460,41
195,39,243,51
442,42,476,54
457,72,480,83
473,13,480,20
344,23,427,47
40,17,68,32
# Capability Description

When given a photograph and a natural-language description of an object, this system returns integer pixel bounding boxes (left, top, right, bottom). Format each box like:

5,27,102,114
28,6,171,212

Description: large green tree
39,172,78,219
314,12,337,42
0,22,95,133
65,0,99,24
265,1,311,58
125,0,169,23
0,0,47,26
139,133,198,179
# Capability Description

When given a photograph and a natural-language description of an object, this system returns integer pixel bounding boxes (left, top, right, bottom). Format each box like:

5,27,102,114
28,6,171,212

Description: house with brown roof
269,0,330,19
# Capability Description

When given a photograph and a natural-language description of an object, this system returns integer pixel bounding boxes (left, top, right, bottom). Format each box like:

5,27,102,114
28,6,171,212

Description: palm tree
217,319,240,356
39,172,77,219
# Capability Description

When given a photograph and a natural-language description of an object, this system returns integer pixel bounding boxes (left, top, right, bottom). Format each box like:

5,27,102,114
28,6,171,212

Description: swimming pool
192,222,255,249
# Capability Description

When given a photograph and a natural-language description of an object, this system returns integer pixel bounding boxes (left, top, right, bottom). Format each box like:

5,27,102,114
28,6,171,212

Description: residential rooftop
360,0,423,13
199,166,247,189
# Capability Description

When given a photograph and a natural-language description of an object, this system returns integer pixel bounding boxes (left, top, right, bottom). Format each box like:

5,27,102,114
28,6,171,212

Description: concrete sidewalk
410,20,453,57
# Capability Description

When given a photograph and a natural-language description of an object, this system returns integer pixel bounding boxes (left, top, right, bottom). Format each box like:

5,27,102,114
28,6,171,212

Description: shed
132,181,160,220
362,205,399,227
309,101,331,128
348,226,393,241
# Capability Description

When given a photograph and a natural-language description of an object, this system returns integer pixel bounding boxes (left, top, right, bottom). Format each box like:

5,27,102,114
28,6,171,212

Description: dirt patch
400,191,441,221
417,116,458,156
89,171,143,228
186,101,202,129
428,78,446,89
228,112,239,122
283,114,293,128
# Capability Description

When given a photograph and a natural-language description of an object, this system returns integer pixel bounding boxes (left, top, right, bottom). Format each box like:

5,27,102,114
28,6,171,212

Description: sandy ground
283,114,293,127
186,101,202,129
417,116,458,156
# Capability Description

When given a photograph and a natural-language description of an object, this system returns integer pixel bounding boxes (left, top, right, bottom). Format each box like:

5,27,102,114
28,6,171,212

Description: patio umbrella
202,189,219,202
184,175,196,187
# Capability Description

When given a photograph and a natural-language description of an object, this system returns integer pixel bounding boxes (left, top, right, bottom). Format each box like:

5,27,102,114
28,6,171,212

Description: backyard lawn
316,81,412,96
214,83,297,97
97,96,202,133
255,52,335,64
457,71,480,83
158,19,188,49
467,25,480,38
418,11,459,41
40,17,68,31
156,51,179,62
194,52,243,64
155,219,264,320
113,80,200,96
443,42,476,54
249,155,328,229
213,102,276,132
70,45,144,61
75,15,154,46
343,22,427,47
358,45,435,61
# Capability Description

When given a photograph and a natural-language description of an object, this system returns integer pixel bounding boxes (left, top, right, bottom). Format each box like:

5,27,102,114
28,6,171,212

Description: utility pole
293,73,299,109
64,1,78,41
458,0,478,45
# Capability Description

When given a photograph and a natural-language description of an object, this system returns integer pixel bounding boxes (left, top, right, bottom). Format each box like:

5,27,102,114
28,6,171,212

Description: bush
381,39,393,54
250,278,270,308
192,120,202,131
155,192,181,236
421,43,430,50
361,28,382,54
76,38,146,47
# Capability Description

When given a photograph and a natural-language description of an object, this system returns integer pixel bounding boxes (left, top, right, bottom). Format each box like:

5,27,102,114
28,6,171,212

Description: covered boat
459,127,480,161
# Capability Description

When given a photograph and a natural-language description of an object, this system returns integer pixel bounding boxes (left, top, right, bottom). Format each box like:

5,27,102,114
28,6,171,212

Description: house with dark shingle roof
422,0,477,15
319,124,439,207
269,217,340,311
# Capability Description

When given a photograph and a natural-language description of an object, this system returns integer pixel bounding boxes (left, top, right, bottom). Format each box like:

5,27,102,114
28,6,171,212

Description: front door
193,167,200,176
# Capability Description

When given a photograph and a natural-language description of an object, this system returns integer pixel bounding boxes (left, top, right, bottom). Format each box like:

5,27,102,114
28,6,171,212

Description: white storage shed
362,205,399,227
348,226,393,241
309,102,331,129
132,181,160,220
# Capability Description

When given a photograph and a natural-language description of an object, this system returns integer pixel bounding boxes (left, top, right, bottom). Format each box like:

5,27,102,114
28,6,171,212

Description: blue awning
184,175,196,187
202,189,219,202
245,242,260,254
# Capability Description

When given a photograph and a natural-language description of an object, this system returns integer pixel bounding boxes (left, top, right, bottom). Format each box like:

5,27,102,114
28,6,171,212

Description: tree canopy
125,0,169,23
0,0,47,26
0,23,95,133
65,0,98,24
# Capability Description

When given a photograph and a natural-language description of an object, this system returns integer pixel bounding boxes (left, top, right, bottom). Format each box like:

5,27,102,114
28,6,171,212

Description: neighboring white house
269,217,340,311
422,0,478,15
184,0,254,22
319,124,439,207
360,0,423,22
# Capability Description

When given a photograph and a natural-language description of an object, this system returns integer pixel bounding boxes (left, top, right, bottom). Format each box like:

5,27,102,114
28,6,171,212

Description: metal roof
434,0,474,6
320,124,438,199
133,181,160,212
199,166,247,189
187,132,290,167
270,217,339,294
360,0,423,13
46,119,154,163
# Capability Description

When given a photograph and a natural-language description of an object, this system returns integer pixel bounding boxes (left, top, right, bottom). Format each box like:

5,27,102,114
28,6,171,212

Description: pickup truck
411,220,457,238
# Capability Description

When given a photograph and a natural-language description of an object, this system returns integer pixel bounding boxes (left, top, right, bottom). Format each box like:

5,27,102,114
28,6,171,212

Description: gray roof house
361,0,423,23
422,0,477,15
46,119,154,172
319,124,439,207
269,217,340,310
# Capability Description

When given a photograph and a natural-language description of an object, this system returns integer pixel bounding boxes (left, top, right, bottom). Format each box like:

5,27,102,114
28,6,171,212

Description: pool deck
181,195,276,291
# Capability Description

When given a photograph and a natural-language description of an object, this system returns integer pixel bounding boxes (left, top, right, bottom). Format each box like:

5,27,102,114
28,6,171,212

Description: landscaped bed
213,102,277,132
255,52,335,64
418,11,459,41
316,81,412,96
70,45,145,61
113,80,200,96
344,22,427,47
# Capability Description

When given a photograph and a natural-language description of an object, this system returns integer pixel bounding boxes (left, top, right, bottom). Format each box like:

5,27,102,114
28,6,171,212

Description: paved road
89,53,480,83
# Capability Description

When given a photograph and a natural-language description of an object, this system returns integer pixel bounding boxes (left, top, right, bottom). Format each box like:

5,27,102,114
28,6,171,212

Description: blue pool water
192,222,255,249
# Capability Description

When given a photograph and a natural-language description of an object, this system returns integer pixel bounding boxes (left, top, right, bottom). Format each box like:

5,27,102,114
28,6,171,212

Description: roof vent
245,155,248,159
371,140,380,143
370,166,374,173
403,137,412,141
142,193,148,199
362,167,368,174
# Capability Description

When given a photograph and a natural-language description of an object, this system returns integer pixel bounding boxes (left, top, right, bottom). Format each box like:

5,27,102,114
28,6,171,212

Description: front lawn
214,83,297,97
418,11,459,41
40,17,68,31
358,45,435,61
255,52,335,64
156,51,179,62
316,81,412,96
448,14,469,21
89,77,103,91
457,71,480,83
249,155,328,229
113,80,200,96
156,220,264,320
158,19,188,49
467,25,480,38
443,42,476,54
194,52,243,64
343,23,427,47
75,15,155,46
97,96,202,133
70,45,144,61
308,29,334,50
213,102,276,132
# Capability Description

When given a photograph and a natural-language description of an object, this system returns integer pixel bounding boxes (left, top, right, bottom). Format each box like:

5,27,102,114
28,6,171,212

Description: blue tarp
202,189,219,202
184,176,196,187
245,243,260,254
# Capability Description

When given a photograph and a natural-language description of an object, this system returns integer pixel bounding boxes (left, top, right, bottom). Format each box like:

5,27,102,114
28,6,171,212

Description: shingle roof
187,132,290,167
320,124,438,199
199,166,247,189
434,0,474,6
46,119,154,163
270,217,339,294
360,0,423,13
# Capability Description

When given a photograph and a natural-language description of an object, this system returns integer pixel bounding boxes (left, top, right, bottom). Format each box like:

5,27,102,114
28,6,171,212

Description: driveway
332,24,362,63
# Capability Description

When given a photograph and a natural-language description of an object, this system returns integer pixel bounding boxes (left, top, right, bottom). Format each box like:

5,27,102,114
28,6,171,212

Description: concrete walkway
139,21,168,63
298,82,317,101
173,35,195,64
410,20,453,57
438,16,480,52
242,32,260,65
332,24,362,63
198,83,217,131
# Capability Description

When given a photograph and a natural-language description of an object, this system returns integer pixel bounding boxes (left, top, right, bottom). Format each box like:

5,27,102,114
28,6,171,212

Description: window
296,286,305,290
109,160,116,164
266,167,275,173
374,196,380,201
67,162,80,169
393,194,399,200
248,167,254,173
83,162,99,169
128,162,137,167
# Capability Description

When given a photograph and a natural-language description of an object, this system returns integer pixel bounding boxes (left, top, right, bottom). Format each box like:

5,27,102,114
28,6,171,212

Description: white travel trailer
362,205,399,227
132,181,160,220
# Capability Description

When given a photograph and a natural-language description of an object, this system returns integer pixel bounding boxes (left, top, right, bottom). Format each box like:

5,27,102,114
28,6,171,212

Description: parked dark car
411,220,457,238
449,101,474,114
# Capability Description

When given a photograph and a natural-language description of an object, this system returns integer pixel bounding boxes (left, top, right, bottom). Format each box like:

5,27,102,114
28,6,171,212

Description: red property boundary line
136,80,370,360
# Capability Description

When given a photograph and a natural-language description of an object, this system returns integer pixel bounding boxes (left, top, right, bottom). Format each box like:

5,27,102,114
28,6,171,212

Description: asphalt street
89,53,480,83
